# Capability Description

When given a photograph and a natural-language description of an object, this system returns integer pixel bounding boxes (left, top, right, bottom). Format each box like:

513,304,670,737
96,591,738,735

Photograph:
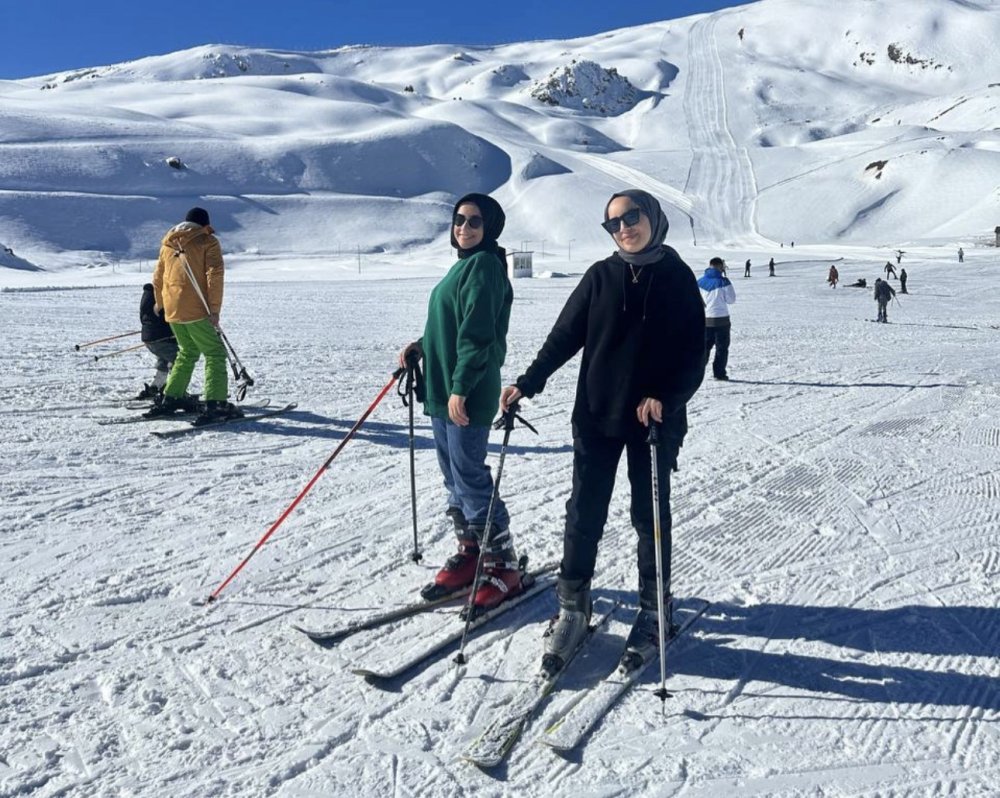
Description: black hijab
451,193,507,264
604,189,670,266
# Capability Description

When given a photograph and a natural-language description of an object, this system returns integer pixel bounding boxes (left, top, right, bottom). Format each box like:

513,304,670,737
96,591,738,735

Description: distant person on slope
146,207,242,424
874,277,896,323
500,188,705,672
744,258,751,278
699,257,736,381
399,193,522,612
958,247,964,263
134,283,178,401
827,264,839,288
899,267,908,294
768,257,775,277
884,261,897,280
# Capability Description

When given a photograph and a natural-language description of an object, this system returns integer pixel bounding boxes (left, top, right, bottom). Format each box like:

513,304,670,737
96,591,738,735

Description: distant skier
827,264,839,288
744,258,751,278
768,257,775,277
699,257,736,381
874,277,896,322
958,247,964,263
884,261,897,279
738,27,745,41
896,249,904,264
135,283,178,400
899,267,908,294
847,277,867,288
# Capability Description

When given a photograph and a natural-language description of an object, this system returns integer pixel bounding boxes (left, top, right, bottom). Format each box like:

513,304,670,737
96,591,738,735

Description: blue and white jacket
697,267,736,327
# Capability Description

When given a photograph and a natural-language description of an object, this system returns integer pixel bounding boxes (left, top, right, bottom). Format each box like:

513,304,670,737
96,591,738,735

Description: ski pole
454,402,538,665
648,421,672,703
74,330,140,350
177,250,255,400
206,367,406,603
92,335,174,362
396,351,424,564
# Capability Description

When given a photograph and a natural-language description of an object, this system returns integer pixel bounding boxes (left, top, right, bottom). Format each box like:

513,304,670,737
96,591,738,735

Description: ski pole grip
647,421,661,447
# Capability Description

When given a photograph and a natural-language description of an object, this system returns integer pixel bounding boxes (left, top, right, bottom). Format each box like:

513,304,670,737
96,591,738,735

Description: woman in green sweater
400,193,521,611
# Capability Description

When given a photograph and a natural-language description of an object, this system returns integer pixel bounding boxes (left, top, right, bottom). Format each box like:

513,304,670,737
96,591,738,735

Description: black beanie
185,207,210,226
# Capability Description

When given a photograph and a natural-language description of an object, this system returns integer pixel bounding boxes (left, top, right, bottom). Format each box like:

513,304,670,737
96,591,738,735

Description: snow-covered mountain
2,0,1000,270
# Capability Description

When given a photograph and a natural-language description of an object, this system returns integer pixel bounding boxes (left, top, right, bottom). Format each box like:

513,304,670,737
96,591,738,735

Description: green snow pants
163,318,228,401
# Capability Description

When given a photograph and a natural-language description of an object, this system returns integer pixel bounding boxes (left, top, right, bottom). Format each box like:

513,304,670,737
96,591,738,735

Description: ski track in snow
2,258,999,797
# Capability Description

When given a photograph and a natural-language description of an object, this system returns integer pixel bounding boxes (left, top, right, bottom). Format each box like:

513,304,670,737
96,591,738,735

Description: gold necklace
629,264,644,284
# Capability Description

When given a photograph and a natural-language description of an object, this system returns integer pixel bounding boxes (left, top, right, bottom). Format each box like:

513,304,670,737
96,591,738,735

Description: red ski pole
206,367,404,603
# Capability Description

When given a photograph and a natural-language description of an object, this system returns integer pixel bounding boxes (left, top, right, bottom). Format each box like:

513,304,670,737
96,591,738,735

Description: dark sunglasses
453,213,484,229
601,207,643,234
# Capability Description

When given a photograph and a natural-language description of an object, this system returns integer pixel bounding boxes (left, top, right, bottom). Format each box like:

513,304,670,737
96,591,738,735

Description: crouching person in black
135,283,178,400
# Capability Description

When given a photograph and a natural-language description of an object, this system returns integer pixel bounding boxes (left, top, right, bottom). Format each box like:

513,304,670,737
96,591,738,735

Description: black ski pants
704,325,731,379
561,432,679,597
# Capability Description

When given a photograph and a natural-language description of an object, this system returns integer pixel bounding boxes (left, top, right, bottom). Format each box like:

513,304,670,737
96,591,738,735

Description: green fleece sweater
421,250,513,426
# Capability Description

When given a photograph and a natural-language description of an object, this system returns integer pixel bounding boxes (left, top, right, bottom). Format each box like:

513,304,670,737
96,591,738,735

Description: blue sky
1,0,746,79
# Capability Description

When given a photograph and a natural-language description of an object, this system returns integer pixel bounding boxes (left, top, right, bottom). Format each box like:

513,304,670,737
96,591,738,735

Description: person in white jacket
697,257,737,380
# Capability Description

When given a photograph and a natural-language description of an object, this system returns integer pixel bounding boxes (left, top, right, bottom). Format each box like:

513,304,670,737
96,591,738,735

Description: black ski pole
454,402,537,666
648,420,672,704
397,351,423,564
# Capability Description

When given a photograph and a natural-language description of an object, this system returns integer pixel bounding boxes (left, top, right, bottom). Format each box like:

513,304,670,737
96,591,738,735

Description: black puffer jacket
139,283,175,343
516,248,705,442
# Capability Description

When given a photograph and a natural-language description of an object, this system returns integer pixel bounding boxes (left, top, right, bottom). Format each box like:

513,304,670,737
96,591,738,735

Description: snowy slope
2,248,999,796
2,0,1000,271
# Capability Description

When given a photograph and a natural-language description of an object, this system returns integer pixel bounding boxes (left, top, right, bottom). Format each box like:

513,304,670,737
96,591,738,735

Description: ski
351,566,559,681
294,561,558,646
151,402,296,438
539,599,711,752
98,399,270,426
462,599,618,768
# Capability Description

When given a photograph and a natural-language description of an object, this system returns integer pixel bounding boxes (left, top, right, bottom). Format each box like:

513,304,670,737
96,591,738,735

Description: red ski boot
421,537,480,601
470,527,525,611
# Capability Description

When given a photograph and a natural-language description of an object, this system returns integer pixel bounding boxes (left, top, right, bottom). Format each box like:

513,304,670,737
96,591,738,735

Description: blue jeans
431,416,509,533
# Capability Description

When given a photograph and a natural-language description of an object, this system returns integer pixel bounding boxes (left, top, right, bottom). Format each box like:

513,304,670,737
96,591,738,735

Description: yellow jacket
152,222,224,323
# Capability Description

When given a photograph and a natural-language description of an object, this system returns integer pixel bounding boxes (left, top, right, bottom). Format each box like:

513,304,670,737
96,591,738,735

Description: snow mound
0,243,43,271
528,59,639,115
520,152,571,180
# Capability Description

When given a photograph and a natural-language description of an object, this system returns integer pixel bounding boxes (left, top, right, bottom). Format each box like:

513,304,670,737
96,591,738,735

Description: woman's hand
636,397,663,427
399,341,423,368
448,394,469,426
500,385,522,413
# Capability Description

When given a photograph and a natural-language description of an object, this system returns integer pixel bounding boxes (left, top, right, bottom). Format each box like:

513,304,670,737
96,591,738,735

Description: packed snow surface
2,244,999,795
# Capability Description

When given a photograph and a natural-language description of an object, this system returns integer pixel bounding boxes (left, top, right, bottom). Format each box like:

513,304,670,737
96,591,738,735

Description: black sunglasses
453,213,484,230
601,207,643,234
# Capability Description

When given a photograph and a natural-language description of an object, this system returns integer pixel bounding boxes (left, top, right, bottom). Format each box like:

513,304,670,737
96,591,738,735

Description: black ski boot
193,400,244,426
143,394,184,418
133,383,161,401
620,579,675,673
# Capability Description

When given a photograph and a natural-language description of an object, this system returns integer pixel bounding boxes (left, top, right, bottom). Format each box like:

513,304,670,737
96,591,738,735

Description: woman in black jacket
500,189,705,670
